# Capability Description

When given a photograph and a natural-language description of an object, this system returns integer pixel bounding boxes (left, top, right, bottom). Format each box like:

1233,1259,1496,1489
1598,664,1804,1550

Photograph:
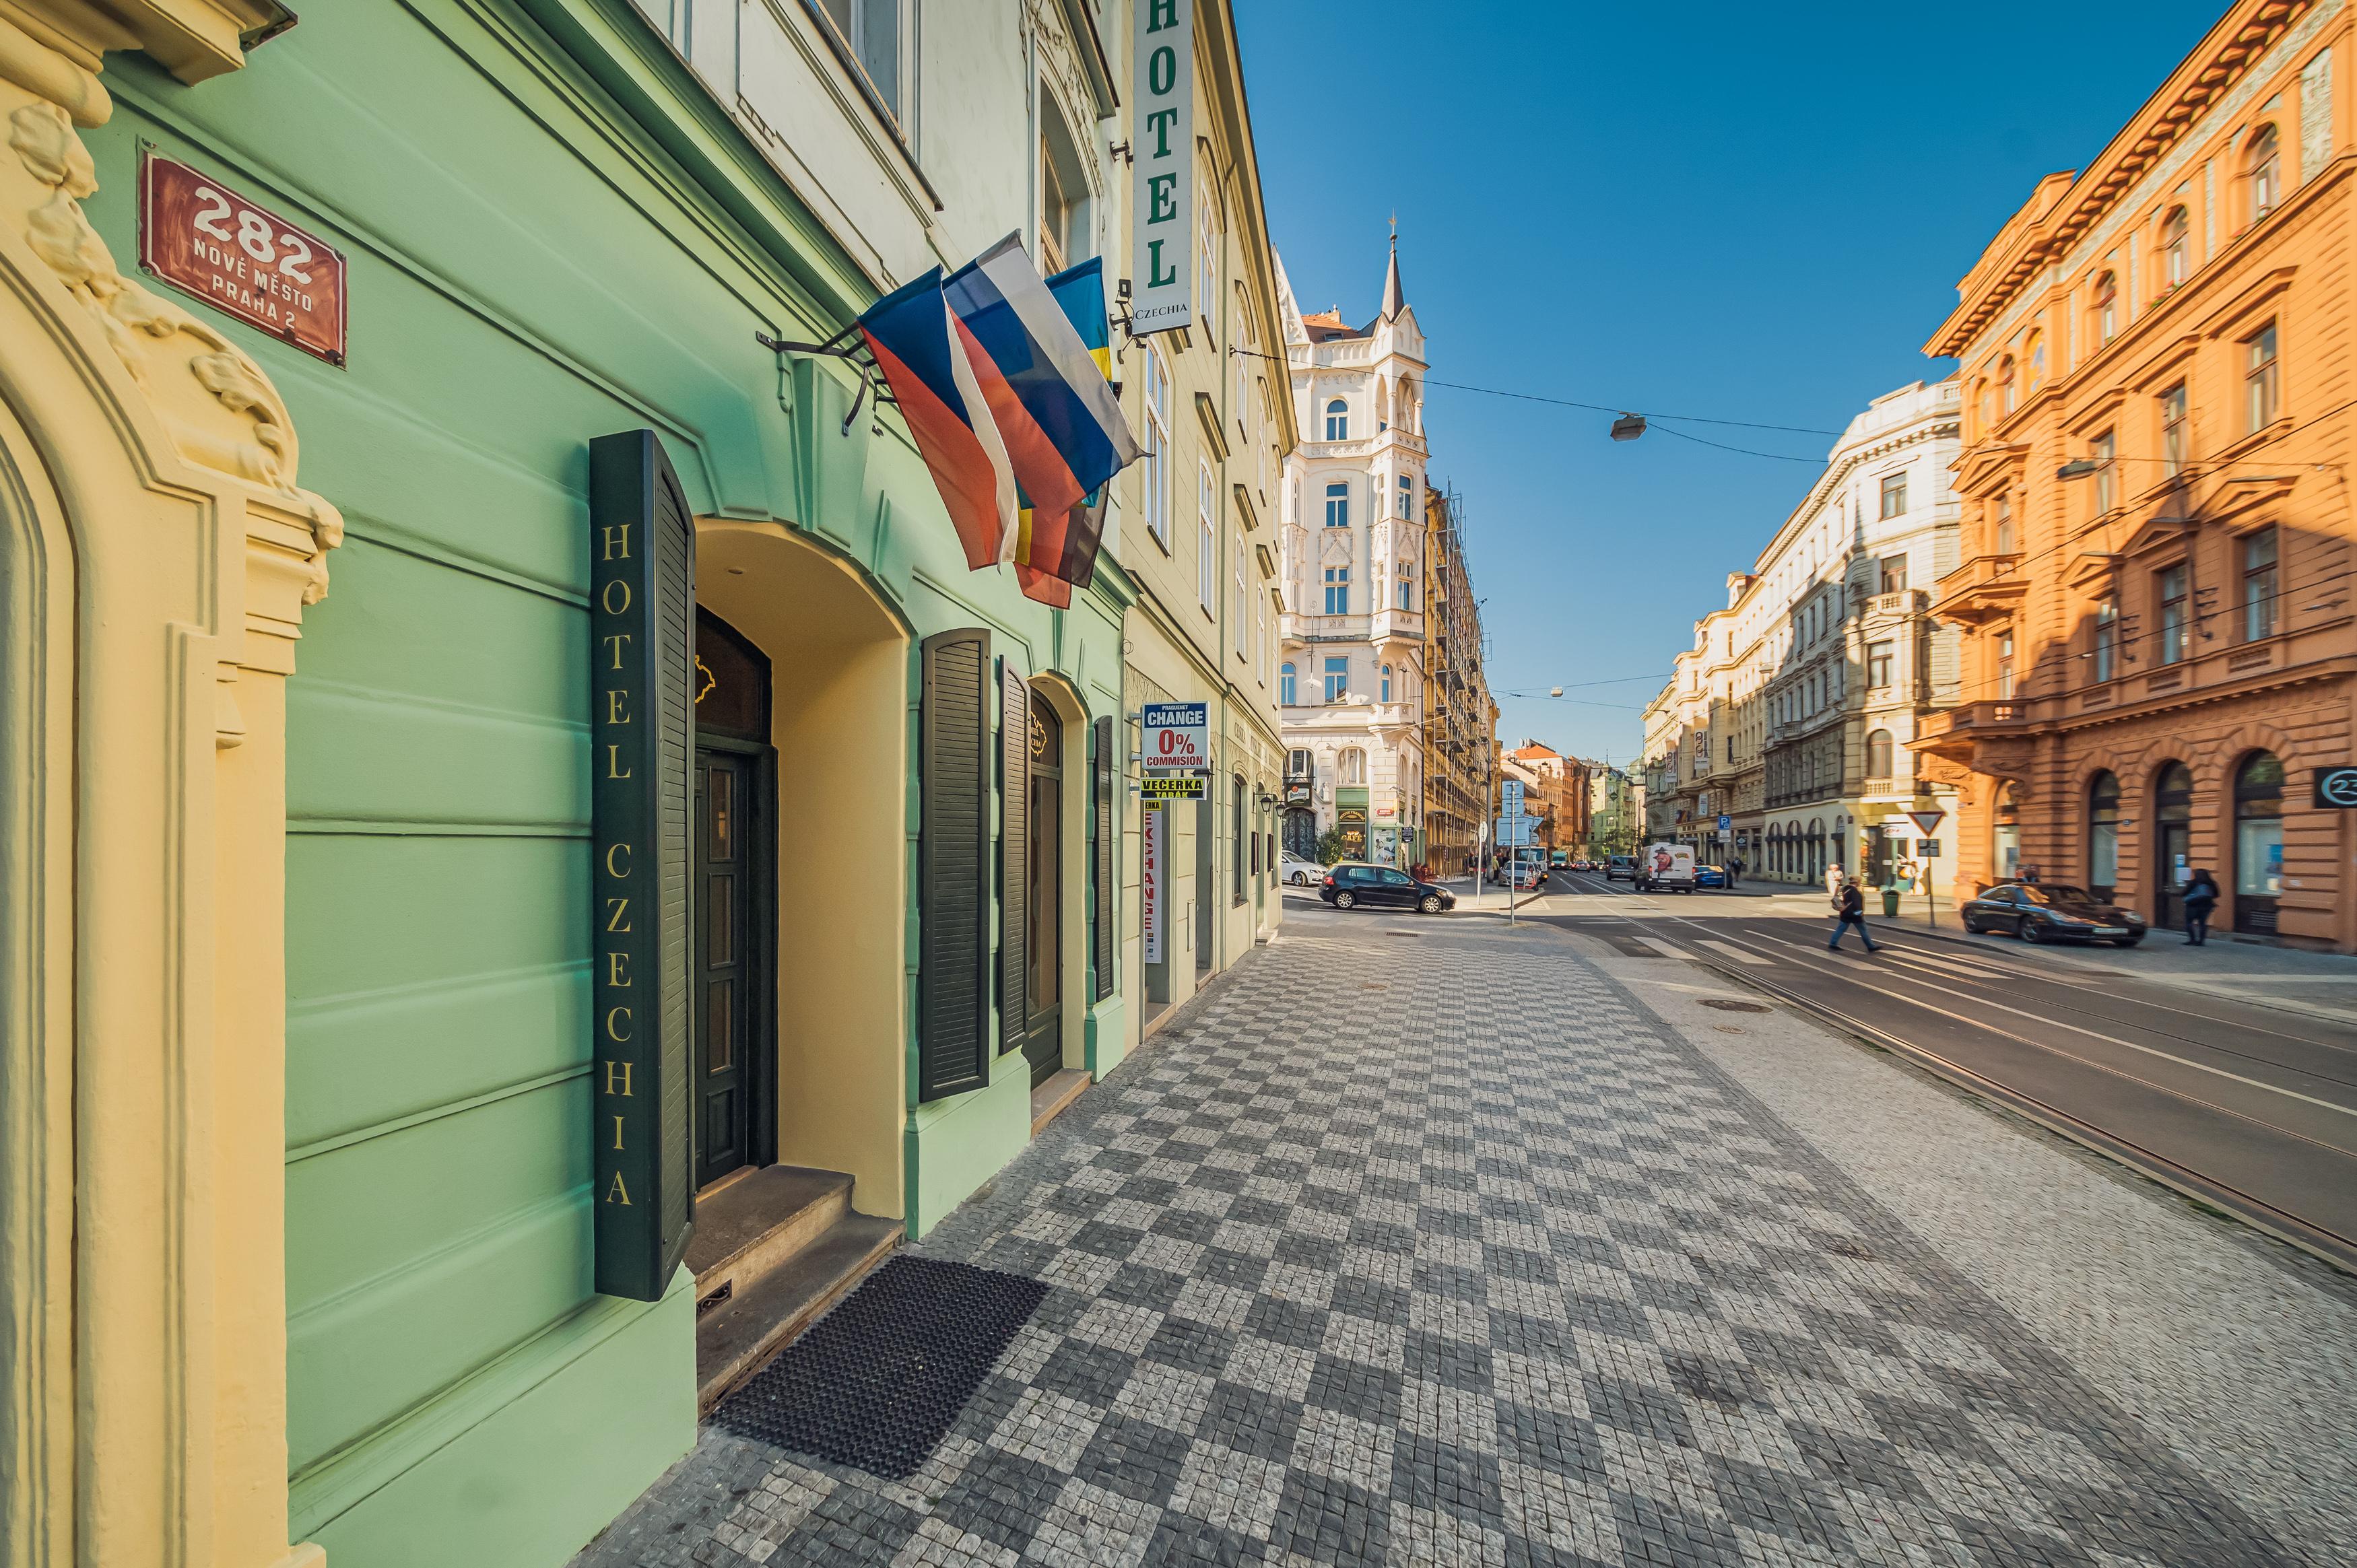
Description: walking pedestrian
1729,854,1744,887
2182,868,2220,946
1827,875,1879,952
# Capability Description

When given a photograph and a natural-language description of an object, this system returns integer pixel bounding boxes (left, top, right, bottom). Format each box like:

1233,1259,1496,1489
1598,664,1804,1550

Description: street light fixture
2055,458,2103,480
1610,413,1647,442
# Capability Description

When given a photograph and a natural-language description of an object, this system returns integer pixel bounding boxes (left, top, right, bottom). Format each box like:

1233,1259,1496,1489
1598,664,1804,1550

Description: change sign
1141,701,1207,771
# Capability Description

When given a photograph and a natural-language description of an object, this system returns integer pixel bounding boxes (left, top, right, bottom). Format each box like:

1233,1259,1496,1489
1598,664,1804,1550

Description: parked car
1960,882,2147,946
1498,861,1546,891
1320,862,1457,914
1695,864,1728,889
1605,854,1638,881
1279,850,1329,887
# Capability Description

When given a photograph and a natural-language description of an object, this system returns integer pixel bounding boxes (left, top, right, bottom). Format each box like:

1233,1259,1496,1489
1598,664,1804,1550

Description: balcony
1929,554,2027,625
1917,700,2028,741
1863,589,1928,618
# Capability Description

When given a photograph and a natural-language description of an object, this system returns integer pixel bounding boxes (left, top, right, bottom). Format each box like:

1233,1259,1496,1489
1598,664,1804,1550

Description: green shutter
998,659,1030,1056
1093,715,1116,1002
919,630,992,1100
588,430,696,1301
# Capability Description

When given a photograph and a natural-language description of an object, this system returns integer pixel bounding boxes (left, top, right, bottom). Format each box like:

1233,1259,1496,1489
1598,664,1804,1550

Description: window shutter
919,630,992,1101
1093,715,1116,1001
588,430,697,1302
999,659,1030,1056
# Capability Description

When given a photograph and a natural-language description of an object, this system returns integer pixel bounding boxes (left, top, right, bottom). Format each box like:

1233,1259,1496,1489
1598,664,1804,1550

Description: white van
1636,842,1697,893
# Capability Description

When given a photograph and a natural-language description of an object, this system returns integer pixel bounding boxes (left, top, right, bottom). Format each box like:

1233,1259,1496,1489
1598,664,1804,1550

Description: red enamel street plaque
139,151,347,366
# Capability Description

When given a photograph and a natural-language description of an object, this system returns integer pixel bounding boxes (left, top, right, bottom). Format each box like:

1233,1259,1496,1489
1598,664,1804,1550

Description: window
1324,658,1349,703
1280,662,1296,706
2161,384,2187,477
1323,566,1349,615
1879,556,1908,595
2094,601,2118,681
1880,473,1907,518
2094,271,2119,344
1397,473,1414,518
1142,343,1170,547
1380,664,1393,703
1325,398,1348,441
1995,784,2021,881
2026,329,2047,391
1997,354,2017,414
2158,564,2188,664
815,0,902,122
2089,772,2121,899
1197,462,1216,611
1867,641,1894,689
1233,291,1251,430
2092,430,2115,516
1323,481,1349,528
2162,207,2189,287
2246,324,2280,432
1287,747,1310,778
1395,556,1414,610
1197,182,1218,337
2249,124,2280,224
1997,630,2016,699
1233,535,1247,654
2235,753,2286,924
1994,495,2015,555
1339,746,1365,784
1865,729,1893,777
2242,526,2279,642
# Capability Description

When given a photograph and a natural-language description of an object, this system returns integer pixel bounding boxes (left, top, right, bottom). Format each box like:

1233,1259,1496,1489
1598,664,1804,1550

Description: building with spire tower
1276,234,1437,868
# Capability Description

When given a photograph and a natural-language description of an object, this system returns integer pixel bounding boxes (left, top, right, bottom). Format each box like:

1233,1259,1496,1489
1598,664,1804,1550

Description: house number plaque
139,150,348,366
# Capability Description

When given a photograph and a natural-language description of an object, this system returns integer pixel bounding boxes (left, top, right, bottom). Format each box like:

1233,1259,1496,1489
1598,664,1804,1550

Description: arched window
1397,376,1418,432
2234,752,2285,933
1279,662,1296,706
2162,207,2189,287
1865,729,1893,778
1993,785,2021,881
2025,329,2047,391
2247,124,2280,224
2088,771,2121,901
1325,398,1348,441
1997,354,2017,414
1975,377,1992,430
1340,747,1366,786
2154,761,2194,928
1323,481,1349,529
2093,271,2119,344
1380,664,1393,703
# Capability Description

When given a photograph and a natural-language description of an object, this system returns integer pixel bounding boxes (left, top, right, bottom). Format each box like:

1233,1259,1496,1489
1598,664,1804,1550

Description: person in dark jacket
2181,869,2221,945
1827,875,1879,952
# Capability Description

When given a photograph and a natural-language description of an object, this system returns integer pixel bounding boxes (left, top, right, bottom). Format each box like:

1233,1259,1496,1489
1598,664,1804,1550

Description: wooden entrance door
1023,691,1063,1088
693,608,775,1188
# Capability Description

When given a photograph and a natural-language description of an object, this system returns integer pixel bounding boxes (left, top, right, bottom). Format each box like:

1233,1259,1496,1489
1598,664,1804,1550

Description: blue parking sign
1717,814,1731,832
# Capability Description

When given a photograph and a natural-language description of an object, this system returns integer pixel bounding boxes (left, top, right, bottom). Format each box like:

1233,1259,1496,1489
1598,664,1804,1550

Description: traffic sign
1502,778,1525,811
1717,814,1732,832
1906,809,1948,837
1140,702,1207,770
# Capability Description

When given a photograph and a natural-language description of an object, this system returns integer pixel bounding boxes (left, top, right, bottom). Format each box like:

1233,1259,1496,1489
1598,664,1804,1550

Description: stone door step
695,1211,902,1414
687,1165,852,1304
1030,1068,1091,1135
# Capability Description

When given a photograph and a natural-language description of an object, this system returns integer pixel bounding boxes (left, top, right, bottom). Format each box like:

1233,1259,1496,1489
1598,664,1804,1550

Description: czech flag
1011,258,1121,607
944,236,1141,529
856,267,1019,572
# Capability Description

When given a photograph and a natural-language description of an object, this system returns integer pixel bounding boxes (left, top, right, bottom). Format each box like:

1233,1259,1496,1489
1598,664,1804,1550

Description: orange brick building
1915,0,2357,947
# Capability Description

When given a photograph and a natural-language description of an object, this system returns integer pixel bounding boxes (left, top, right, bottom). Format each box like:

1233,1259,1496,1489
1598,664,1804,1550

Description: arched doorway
2154,761,2193,929
2234,752,2284,934
2088,772,2121,904
694,608,777,1187
1024,690,1066,1087
1282,809,1317,861
1993,786,2021,882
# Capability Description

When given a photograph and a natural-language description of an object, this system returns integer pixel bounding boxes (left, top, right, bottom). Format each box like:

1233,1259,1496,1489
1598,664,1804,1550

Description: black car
1320,862,1457,914
1961,882,2147,946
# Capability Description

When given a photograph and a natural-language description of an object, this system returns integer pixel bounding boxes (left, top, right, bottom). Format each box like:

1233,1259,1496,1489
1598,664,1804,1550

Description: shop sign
2314,766,2357,807
139,151,347,366
1129,0,1195,334
1141,700,1207,770
1141,773,1203,798
1285,784,1310,805
1336,807,1367,825
1141,804,1166,964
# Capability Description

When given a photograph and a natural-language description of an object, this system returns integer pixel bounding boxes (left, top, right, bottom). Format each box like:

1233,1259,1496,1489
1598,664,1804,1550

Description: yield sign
1907,809,1948,837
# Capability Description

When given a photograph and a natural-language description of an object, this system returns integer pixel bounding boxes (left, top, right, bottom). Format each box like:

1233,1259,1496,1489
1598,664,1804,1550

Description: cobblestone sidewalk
576,916,2319,1567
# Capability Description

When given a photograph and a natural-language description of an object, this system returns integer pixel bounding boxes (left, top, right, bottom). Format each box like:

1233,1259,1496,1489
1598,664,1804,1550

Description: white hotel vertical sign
1130,0,1195,334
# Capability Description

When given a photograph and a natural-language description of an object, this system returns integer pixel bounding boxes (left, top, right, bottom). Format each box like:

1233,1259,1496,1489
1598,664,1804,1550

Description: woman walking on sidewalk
2182,868,2220,946
1828,876,1879,952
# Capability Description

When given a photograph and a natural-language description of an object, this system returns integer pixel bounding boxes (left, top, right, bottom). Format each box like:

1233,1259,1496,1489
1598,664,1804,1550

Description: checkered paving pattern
577,918,2309,1567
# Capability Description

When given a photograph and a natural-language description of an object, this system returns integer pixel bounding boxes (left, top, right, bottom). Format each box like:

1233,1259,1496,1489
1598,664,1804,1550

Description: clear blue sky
1236,0,2229,769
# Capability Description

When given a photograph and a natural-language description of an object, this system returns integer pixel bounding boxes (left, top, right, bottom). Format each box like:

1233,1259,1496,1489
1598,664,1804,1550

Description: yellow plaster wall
695,520,908,1218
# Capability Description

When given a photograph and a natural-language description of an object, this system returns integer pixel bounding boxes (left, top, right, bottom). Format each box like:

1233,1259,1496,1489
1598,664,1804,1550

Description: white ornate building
1275,239,1431,866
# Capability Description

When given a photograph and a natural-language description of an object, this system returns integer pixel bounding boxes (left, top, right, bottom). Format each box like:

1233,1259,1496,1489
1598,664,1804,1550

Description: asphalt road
1538,868,2357,1270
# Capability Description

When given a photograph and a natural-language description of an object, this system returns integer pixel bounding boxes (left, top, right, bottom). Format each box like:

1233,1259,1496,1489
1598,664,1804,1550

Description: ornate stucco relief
2300,46,2333,182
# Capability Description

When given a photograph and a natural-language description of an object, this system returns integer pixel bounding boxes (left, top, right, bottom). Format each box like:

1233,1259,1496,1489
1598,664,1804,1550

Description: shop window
2242,526,2279,642
1994,784,2021,882
2246,324,2280,432
2088,770,2120,902
2234,752,2284,933
2158,566,2188,664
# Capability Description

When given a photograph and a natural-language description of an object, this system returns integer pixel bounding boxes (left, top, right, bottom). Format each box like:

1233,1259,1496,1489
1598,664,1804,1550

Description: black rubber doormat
711,1256,1048,1480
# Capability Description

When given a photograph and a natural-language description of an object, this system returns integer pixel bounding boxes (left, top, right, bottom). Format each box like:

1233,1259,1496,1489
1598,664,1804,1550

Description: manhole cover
1699,998,1770,1014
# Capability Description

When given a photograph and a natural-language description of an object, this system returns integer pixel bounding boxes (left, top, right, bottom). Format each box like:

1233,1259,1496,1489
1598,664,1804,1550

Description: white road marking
1698,939,1773,966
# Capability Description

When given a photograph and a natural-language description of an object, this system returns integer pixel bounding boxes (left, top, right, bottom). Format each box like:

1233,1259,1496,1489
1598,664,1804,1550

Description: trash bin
1882,887,1901,917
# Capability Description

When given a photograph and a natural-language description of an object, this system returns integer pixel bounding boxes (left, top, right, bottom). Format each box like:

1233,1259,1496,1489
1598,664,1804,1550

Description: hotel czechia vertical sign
1129,0,1194,334
589,431,698,1302
138,151,347,366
